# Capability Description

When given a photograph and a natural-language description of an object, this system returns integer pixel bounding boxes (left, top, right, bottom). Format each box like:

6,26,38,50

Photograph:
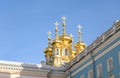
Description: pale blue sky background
0,0,120,64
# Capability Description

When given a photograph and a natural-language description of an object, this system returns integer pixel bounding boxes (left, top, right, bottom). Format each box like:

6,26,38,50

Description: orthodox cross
61,16,67,35
54,21,59,30
61,16,67,23
78,24,82,33
48,30,52,40
70,33,73,37
54,21,59,39
77,24,82,42
47,30,52,47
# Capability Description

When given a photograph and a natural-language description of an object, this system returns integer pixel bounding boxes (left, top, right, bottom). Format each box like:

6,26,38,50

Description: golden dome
74,41,86,54
51,39,62,45
44,16,86,67
44,47,52,55
59,35,73,43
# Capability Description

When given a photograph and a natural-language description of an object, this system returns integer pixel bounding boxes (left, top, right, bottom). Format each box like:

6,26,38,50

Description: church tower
51,21,62,67
44,16,86,67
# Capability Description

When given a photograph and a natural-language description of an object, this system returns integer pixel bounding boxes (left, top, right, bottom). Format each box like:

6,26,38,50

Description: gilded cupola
44,16,86,67
74,24,86,54
44,30,52,65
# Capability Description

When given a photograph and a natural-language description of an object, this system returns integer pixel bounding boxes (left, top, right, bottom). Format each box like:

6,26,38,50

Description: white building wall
10,74,47,78
0,73,10,78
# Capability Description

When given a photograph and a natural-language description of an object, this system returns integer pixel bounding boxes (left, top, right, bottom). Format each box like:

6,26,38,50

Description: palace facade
0,17,120,78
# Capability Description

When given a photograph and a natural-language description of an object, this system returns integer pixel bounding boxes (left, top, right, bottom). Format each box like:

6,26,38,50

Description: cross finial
61,16,67,22
70,33,74,41
70,33,73,37
47,30,52,47
61,16,67,35
77,24,82,42
54,21,59,39
78,24,82,33
54,21,59,32
47,30,52,40
54,21,59,27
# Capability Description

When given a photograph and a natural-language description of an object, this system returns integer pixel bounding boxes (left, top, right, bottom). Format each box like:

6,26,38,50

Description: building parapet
0,60,65,74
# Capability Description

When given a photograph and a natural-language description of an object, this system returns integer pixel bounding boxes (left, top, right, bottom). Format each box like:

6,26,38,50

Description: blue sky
0,0,120,64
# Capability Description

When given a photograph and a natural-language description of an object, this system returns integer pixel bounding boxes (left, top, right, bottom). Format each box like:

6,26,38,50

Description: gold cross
70,33,73,37
61,16,67,35
61,16,67,22
54,21,59,29
77,24,82,42
47,30,52,39
54,21,59,39
78,24,82,32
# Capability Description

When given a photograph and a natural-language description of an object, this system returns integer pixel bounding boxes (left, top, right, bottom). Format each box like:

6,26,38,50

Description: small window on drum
65,48,70,56
65,48,68,56
55,48,60,55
